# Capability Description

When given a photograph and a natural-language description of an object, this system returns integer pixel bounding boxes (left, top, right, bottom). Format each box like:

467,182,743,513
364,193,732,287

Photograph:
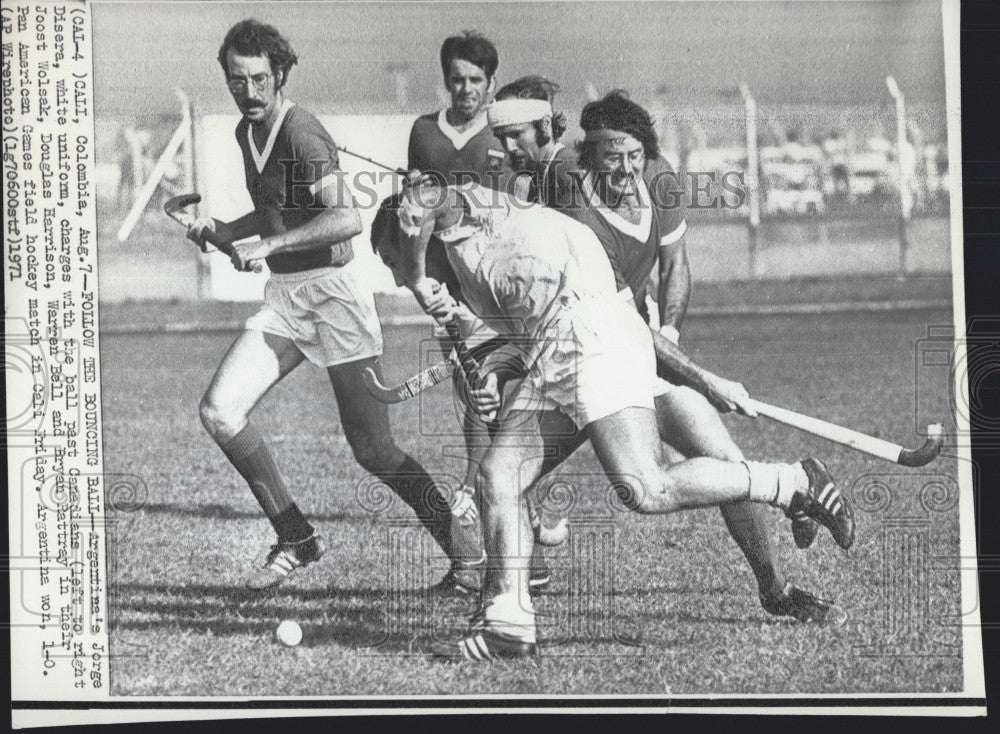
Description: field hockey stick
366,274,567,404
746,398,945,467
337,146,408,176
360,300,492,416
363,356,457,403
164,193,264,274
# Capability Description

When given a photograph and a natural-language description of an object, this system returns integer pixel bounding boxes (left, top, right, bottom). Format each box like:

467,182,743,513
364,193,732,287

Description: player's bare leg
200,329,324,589
586,407,854,551
654,387,845,624
433,408,568,659
655,387,780,590
328,357,484,574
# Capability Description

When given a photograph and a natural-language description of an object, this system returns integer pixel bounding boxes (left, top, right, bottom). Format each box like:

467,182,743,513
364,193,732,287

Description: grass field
101,301,965,696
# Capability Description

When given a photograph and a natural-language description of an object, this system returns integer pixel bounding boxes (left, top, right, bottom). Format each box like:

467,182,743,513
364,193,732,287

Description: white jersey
437,184,618,338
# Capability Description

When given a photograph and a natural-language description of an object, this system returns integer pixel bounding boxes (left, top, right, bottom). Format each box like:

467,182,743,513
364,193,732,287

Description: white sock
744,461,809,509
483,591,536,642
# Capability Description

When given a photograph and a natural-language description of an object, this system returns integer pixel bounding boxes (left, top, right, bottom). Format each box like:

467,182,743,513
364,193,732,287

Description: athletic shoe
440,553,486,595
786,506,819,549
529,546,551,591
431,627,538,661
244,533,325,591
760,582,848,626
788,458,855,550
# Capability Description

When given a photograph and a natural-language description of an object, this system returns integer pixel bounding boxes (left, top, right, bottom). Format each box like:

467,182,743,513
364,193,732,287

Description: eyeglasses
226,73,273,94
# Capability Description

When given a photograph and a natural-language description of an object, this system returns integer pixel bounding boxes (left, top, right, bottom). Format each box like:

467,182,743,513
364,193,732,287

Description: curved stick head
164,193,202,226
164,193,201,215
361,366,402,403
898,423,945,467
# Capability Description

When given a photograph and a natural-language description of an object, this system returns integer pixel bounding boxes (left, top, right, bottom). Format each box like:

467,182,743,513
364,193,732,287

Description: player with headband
370,178,855,660
488,82,845,625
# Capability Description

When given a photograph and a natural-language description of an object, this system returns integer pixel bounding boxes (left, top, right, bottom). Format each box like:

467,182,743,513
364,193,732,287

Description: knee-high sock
220,423,313,542
376,454,481,562
720,501,783,596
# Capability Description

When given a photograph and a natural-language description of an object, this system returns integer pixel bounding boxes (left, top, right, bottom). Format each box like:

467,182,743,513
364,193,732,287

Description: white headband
487,99,553,128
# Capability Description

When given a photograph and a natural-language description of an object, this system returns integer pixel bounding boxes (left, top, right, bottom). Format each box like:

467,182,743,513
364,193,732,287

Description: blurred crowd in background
95,109,950,223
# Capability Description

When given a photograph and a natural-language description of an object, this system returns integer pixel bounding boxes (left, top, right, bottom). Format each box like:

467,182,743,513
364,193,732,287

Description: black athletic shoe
760,582,848,626
431,627,538,661
440,553,486,595
786,505,820,549
244,533,325,591
788,458,855,550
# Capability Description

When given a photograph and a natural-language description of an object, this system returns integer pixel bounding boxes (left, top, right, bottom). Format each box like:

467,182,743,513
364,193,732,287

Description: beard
508,150,531,172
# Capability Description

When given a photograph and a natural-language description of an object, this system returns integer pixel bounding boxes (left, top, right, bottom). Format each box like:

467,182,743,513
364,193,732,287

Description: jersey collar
581,169,652,242
436,108,488,150
248,99,295,174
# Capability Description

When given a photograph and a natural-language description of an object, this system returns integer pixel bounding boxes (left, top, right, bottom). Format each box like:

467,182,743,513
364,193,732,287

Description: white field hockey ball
276,620,303,647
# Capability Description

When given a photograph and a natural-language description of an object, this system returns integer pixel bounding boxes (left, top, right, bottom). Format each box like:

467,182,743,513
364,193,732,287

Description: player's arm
649,157,691,341
656,230,691,342
396,182,462,291
406,120,422,171
186,211,261,250
650,329,757,417
232,182,362,268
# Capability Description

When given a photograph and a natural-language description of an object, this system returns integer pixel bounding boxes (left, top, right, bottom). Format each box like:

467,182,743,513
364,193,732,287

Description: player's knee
475,463,518,506
351,439,404,476
623,472,682,514
199,394,243,439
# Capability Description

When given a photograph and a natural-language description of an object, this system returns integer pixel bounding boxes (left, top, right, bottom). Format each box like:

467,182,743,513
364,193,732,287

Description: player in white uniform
486,83,845,625
371,182,855,660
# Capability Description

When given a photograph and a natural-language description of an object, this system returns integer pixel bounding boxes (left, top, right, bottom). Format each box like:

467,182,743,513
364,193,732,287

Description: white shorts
507,295,658,428
245,264,383,367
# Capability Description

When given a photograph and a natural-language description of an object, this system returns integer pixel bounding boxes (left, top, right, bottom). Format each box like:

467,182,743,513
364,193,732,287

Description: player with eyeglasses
185,19,481,591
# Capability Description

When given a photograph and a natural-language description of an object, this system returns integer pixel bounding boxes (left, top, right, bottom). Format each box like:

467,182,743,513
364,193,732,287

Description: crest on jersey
487,149,505,172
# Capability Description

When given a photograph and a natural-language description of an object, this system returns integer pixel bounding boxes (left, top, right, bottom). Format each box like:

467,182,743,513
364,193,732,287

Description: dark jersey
235,101,351,274
407,110,513,299
550,156,687,313
408,109,509,189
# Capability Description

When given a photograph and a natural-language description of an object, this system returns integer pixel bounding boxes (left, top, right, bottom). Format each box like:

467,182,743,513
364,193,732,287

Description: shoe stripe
462,638,479,660
818,481,836,506
825,492,841,513
271,555,297,574
830,499,842,515
473,634,492,659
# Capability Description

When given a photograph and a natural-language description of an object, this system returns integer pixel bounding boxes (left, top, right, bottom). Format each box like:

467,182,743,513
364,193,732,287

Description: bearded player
371,179,854,659
185,20,479,591
487,81,844,625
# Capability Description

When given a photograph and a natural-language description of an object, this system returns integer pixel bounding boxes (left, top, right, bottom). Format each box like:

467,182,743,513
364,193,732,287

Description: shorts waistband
267,265,345,283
